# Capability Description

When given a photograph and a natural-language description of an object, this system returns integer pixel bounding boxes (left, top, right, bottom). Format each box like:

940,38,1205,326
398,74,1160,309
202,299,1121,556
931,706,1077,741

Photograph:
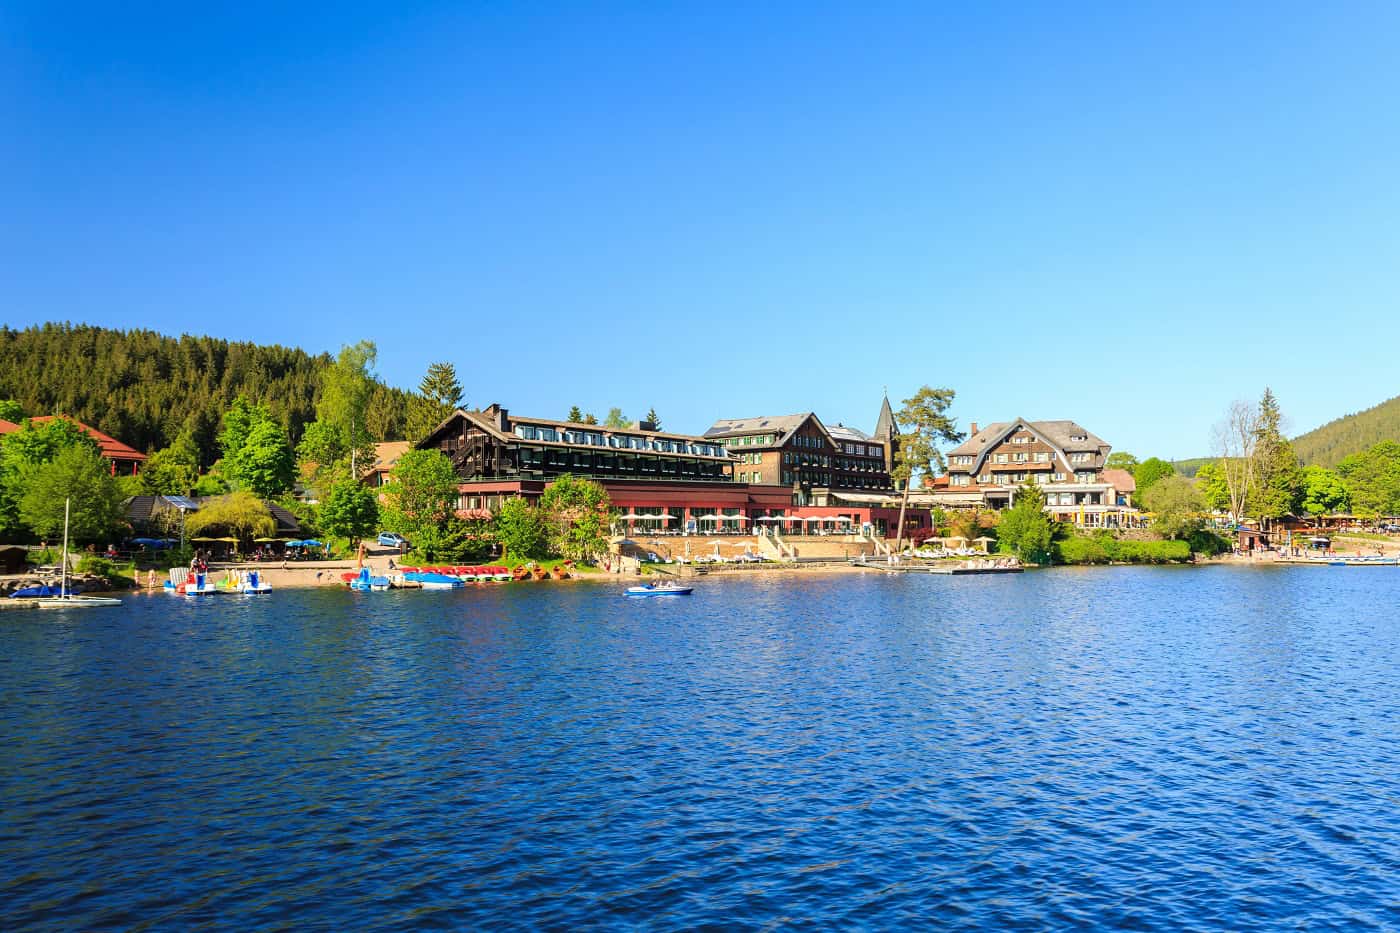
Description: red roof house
26,415,148,476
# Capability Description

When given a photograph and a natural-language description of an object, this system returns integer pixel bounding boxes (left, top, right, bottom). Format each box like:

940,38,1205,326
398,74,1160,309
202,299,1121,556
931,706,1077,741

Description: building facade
936,419,1138,526
419,402,923,538
0,415,147,476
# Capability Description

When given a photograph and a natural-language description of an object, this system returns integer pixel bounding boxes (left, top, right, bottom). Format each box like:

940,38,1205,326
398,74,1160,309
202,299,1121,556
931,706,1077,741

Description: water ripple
2,568,1400,929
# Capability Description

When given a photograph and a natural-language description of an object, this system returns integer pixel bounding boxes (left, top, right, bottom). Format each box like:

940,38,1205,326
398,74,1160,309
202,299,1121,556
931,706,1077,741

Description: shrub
1056,536,1111,564
1054,532,1192,565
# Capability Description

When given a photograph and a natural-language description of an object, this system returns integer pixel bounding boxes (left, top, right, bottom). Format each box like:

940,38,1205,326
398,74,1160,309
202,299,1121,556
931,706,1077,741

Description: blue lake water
2,566,1399,930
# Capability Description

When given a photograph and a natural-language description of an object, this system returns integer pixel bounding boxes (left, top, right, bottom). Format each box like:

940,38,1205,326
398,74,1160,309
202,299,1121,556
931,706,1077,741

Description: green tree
318,480,380,545
381,449,459,543
1300,465,1349,523
1250,388,1302,523
891,386,963,553
1141,474,1205,540
227,419,296,497
996,480,1055,565
0,399,23,422
303,341,379,478
583,412,599,425
1105,451,1139,471
406,361,465,442
414,515,493,563
0,417,101,538
1133,457,1176,497
494,496,548,560
538,474,611,563
1195,462,1232,513
567,406,584,423
18,444,126,543
185,491,276,545
604,408,629,429
139,431,201,496
1337,441,1400,518
645,407,661,430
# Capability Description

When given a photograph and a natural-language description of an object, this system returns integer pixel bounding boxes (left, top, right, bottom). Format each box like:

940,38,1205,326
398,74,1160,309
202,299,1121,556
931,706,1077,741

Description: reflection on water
2,567,1398,929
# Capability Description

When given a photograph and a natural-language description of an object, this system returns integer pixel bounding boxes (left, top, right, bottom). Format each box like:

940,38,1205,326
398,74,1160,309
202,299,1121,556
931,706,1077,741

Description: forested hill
0,323,413,466
1291,394,1400,467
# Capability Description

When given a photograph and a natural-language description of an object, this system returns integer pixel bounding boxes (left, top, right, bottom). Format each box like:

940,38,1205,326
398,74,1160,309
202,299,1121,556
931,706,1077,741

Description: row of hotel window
720,434,884,458
513,425,725,457
516,449,728,476
739,451,884,473
949,451,1096,467
948,471,1098,486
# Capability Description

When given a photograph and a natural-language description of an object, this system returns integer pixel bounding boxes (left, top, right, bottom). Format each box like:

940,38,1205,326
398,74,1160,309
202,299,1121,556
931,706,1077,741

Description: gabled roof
704,413,816,440
28,415,147,461
947,418,1110,475
369,441,412,473
1101,469,1136,493
0,418,18,434
828,423,876,444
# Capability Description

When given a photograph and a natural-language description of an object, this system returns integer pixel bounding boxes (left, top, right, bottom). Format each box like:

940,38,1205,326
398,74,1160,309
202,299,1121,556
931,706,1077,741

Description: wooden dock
852,558,1022,575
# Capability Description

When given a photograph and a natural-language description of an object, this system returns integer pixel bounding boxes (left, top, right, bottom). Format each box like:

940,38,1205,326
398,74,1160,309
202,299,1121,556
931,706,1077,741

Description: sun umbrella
300,539,324,547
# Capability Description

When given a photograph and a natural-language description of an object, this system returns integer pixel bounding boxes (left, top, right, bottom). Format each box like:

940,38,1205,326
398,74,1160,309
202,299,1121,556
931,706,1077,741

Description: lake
2,567,1398,930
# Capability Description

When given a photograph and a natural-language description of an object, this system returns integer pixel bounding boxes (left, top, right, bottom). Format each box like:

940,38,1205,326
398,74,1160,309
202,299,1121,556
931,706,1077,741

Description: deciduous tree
18,443,125,543
319,481,380,544
1212,399,1259,521
185,491,276,544
1141,474,1205,541
604,408,629,429
1300,465,1349,523
494,496,548,560
1132,458,1175,497
538,474,611,563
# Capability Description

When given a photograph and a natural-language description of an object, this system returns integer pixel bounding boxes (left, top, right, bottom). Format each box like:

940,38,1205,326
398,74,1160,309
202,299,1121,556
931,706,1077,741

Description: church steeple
874,393,897,473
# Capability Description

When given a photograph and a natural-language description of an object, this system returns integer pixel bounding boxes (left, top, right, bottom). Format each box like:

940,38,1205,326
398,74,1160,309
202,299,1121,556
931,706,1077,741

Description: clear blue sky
5,2,1399,457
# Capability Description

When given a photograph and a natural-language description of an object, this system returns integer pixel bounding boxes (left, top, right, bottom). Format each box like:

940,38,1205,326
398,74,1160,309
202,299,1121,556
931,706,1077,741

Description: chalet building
0,415,147,476
703,398,899,498
419,402,924,538
937,419,1139,527
363,441,412,488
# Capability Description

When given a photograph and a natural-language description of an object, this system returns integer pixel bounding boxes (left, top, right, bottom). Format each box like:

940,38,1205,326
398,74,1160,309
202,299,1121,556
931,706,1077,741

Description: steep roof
874,395,896,441
948,419,1108,458
28,415,147,461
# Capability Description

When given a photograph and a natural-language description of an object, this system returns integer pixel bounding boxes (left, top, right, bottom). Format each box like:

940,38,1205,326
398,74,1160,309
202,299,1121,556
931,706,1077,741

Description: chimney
970,422,979,436
482,403,508,431
637,420,657,432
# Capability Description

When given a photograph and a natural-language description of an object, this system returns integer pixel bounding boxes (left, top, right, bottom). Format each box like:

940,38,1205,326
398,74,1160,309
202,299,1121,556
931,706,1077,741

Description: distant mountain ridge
0,323,414,467
1291,393,1400,467
1175,393,1400,474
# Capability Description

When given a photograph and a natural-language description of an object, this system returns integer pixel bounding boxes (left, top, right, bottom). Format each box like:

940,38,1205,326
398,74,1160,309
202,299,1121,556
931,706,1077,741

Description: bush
1187,528,1231,557
1054,532,1192,565
76,555,133,586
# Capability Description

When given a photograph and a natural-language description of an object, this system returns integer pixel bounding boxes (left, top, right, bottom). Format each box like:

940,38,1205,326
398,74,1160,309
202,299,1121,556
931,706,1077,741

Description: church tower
874,393,898,475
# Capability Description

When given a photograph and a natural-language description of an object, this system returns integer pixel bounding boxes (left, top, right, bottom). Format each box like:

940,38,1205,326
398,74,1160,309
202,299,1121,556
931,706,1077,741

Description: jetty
852,557,1022,575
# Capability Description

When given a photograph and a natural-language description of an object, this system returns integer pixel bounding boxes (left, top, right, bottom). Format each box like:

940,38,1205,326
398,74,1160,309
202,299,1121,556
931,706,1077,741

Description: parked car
377,532,410,549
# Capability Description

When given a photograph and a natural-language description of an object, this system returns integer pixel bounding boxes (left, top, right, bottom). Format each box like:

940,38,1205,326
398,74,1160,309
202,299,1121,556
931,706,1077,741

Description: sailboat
35,498,122,610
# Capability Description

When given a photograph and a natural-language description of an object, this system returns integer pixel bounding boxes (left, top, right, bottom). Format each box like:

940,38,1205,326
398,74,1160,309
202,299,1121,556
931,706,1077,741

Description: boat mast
61,497,70,598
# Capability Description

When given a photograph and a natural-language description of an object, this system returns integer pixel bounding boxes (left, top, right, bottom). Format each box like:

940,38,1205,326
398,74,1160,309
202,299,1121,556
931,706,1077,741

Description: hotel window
979,473,991,483
1014,452,1027,462
1034,452,1050,462
515,426,538,440
1052,472,1065,481
996,453,1008,464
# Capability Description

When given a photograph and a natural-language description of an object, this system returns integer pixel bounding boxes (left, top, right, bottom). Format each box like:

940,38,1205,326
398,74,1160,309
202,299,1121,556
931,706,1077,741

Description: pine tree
1251,388,1302,523
419,361,463,410
567,406,584,423
645,407,661,430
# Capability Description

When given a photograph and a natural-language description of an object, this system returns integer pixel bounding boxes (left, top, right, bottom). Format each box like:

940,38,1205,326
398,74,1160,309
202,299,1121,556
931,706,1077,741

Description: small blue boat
9,584,63,599
402,571,464,590
626,583,693,597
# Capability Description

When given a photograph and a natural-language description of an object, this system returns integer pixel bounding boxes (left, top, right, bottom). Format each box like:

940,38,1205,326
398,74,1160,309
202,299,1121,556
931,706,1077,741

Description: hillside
1291,394,1400,467
0,323,413,467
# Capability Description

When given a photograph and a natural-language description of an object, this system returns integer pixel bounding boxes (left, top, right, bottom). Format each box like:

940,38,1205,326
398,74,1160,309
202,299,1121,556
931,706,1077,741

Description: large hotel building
417,399,925,536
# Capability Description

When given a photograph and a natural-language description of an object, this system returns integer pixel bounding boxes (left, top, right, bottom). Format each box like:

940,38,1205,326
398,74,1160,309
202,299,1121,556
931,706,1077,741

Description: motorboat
401,571,464,590
348,568,390,591
626,582,694,597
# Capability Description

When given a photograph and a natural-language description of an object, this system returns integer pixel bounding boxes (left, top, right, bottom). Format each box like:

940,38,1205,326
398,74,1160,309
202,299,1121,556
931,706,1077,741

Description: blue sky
5,2,1399,457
